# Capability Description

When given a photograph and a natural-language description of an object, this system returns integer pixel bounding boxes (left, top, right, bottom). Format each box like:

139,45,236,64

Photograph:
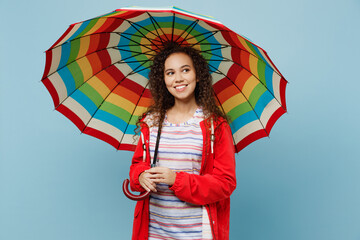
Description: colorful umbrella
42,6,287,154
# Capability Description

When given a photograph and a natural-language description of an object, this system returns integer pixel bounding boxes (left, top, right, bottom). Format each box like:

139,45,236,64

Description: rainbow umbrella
42,6,287,153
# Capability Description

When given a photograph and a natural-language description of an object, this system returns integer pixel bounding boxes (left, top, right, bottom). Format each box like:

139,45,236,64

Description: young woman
129,44,236,240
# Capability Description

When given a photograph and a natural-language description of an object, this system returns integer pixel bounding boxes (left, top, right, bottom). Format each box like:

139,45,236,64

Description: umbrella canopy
42,6,287,153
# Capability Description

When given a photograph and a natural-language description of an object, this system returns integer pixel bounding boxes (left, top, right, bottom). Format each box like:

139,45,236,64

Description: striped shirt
147,108,213,240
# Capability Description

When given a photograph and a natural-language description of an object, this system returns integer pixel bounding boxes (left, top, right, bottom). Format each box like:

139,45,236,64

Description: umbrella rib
53,50,151,110
82,17,162,52
82,59,153,134
115,33,160,53
44,45,155,82
112,14,176,49
218,30,285,79
119,20,163,52
48,16,160,51
146,12,166,47
204,50,286,111
188,31,221,48
118,32,163,46
114,46,157,57
120,16,161,40
174,19,199,43
117,43,158,48
178,20,200,46
206,59,231,62
200,46,285,115
117,59,153,64
116,81,150,150
196,43,230,47
198,44,285,107
184,29,283,79
207,62,270,137
115,34,163,51
201,45,232,56
171,13,175,42
146,12,170,43
208,77,238,147
183,30,218,42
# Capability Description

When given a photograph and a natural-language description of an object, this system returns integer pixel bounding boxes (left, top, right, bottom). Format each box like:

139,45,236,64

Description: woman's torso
147,108,213,239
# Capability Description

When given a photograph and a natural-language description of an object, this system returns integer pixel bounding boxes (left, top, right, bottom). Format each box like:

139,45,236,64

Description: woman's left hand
145,167,176,186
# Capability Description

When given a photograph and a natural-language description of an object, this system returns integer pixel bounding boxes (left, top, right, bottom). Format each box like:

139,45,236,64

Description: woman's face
164,52,197,104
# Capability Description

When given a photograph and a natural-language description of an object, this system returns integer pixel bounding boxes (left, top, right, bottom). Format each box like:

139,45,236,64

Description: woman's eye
183,68,190,72
166,72,174,76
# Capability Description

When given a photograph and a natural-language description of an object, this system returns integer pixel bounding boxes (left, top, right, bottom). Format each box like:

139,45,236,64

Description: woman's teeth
175,85,186,90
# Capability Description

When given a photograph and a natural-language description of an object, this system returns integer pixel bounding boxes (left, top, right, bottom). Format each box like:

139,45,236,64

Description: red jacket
129,117,236,240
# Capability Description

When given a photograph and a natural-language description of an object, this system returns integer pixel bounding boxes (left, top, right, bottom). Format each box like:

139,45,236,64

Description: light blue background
1,0,359,239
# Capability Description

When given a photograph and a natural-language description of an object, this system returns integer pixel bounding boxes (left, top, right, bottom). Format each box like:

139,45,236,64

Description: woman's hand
145,167,176,186
139,171,157,192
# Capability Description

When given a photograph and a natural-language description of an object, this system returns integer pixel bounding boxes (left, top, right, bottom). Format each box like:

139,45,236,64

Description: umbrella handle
122,179,150,201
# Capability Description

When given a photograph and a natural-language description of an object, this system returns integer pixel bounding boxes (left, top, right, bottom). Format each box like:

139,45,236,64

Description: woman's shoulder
202,114,228,125
140,111,159,128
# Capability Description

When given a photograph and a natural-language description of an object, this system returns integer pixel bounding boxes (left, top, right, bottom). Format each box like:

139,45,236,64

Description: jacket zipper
207,205,217,240
200,120,210,175
204,121,216,239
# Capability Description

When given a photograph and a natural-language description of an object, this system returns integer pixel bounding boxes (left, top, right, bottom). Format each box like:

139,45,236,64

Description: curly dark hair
139,43,228,129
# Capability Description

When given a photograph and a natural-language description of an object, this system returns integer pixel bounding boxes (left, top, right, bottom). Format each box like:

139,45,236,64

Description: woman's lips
174,84,187,92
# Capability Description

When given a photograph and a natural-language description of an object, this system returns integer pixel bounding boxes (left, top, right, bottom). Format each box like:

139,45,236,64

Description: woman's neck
173,98,198,112
166,99,199,124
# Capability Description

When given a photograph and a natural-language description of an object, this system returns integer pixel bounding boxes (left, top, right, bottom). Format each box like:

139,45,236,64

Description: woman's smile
174,84,188,92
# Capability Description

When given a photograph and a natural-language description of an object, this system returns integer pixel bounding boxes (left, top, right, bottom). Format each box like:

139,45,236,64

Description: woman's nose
174,72,183,82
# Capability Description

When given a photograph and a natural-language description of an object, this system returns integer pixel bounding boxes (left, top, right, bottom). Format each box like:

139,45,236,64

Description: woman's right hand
139,171,157,192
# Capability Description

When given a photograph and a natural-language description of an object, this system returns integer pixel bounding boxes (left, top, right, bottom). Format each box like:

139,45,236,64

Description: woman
129,44,236,240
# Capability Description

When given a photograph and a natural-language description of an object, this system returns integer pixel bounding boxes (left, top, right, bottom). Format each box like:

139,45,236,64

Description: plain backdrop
1,0,360,239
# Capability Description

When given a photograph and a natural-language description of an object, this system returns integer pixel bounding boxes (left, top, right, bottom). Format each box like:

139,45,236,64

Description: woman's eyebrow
181,64,191,68
165,64,191,72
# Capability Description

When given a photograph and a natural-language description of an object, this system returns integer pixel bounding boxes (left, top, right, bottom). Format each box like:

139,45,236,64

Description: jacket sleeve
129,127,151,192
169,122,236,205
